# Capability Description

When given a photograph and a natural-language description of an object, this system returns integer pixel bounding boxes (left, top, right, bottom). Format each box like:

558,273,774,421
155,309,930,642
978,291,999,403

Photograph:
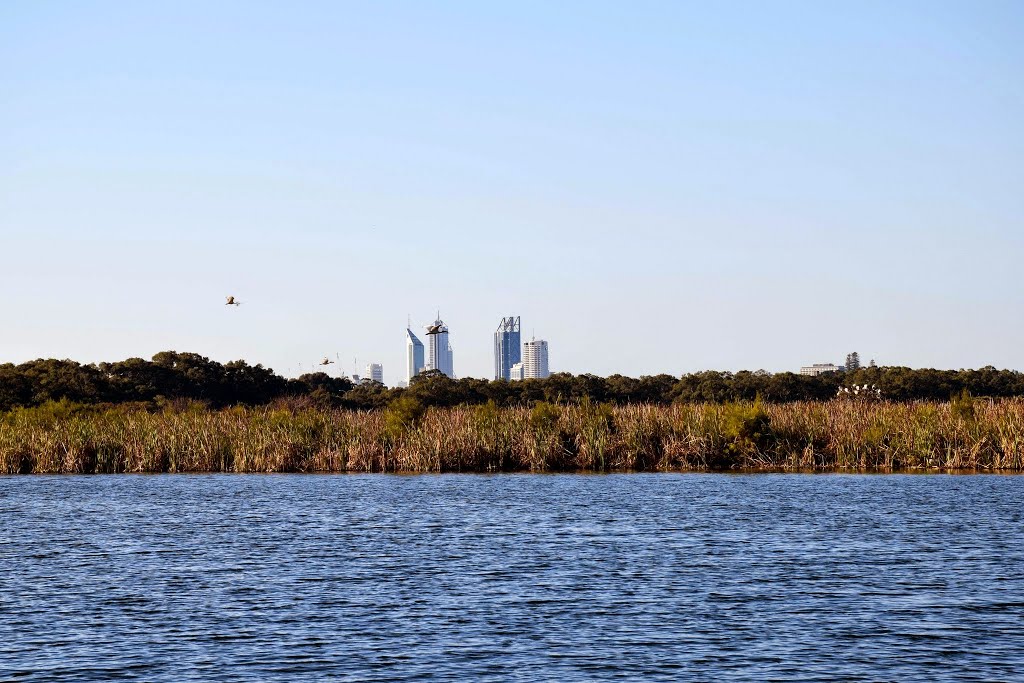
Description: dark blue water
1,474,1022,682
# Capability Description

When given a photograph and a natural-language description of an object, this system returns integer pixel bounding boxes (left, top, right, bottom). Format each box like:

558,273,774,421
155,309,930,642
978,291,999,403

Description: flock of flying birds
225,295,338,373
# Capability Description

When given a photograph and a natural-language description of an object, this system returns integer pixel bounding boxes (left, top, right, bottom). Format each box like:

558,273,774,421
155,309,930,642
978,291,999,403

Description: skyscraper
425,317,454,378
523,338,549,379
493,316,521,380
406,328,424,383
365,363,384,385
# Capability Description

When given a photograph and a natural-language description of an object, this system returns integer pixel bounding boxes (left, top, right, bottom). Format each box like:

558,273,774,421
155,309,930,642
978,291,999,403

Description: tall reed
1,399,1022,474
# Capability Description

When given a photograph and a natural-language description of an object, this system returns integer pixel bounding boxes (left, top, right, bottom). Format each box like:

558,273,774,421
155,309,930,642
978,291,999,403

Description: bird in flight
225,296,241,306
320,357,335,366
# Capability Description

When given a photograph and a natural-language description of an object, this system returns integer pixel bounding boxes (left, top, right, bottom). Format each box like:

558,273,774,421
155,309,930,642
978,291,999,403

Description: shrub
383,395,425,441
722,397,773,464
951,388,976,423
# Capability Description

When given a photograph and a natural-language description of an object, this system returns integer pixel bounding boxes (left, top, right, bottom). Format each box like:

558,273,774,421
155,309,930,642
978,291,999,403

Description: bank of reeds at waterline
1,398,1022,474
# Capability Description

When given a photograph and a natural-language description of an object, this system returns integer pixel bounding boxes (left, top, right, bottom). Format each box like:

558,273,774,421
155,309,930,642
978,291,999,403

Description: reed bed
1,399,1022,474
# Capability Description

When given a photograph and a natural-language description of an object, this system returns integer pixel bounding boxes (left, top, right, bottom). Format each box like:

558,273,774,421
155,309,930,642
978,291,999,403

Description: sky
2,1,1022,385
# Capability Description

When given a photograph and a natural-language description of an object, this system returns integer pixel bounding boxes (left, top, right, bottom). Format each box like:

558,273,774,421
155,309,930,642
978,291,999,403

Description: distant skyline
2,1,1022,386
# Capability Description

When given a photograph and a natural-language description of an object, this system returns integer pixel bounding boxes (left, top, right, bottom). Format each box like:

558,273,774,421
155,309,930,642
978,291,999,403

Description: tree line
1,351,1023,412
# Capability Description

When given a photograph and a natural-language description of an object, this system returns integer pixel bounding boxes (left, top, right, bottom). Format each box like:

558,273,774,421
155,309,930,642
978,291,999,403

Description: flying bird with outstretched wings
225,296,241,306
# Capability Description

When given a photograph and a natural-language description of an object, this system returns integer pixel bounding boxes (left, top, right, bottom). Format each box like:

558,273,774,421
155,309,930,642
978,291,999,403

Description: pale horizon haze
2,1,1022,385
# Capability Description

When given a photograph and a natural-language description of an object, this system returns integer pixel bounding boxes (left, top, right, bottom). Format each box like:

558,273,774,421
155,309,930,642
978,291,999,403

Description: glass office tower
406,328,425,383
493,316,521,380
425,318,454,378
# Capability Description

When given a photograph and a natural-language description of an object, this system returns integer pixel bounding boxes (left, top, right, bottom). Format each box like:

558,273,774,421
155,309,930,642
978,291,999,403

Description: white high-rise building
425,317,454,378
406,328,425,383
522,338,549,379
365,363,384,385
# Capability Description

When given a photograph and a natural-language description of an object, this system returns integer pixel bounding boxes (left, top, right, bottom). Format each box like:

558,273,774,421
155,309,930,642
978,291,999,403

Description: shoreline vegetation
3,352,1022,474
2,397,1022,474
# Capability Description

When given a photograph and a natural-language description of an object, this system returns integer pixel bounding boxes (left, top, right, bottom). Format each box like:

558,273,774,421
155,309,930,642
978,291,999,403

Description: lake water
1,474,1022,682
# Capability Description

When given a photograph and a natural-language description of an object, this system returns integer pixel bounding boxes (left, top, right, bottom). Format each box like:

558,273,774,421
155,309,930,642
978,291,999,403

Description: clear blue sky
2,1,1022,384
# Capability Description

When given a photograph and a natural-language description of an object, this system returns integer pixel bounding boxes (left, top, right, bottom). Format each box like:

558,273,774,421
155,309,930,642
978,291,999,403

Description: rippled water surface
1,474,1023,682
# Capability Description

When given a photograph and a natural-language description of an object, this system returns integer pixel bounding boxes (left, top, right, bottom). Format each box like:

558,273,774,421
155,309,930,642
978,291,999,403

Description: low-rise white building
509,362,524,381
799,363,842,376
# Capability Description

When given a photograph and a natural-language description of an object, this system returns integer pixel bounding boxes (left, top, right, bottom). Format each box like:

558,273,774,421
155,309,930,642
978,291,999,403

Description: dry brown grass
1,399,1022,474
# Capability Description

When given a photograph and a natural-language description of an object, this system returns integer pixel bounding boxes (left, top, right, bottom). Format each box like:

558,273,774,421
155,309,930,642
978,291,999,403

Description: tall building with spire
493,316,521,380
406,327,424,383
425,316,454,378
523,338,549,379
